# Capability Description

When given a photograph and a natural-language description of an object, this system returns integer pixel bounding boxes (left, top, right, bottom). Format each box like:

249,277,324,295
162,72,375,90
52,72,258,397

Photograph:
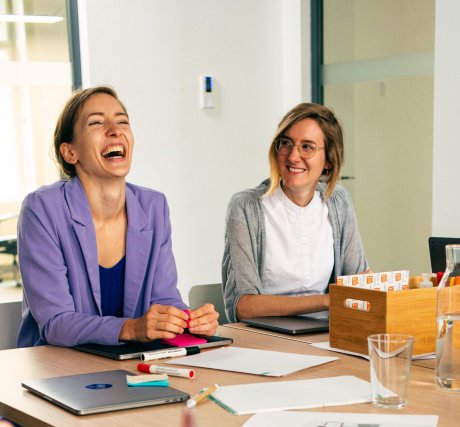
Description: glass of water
368,333,413,409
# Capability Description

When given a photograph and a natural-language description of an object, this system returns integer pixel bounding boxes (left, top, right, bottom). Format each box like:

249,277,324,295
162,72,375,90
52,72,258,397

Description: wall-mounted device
200,75,214,109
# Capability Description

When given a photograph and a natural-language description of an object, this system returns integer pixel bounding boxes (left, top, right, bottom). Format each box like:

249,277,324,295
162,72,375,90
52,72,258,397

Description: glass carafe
435,244,460,390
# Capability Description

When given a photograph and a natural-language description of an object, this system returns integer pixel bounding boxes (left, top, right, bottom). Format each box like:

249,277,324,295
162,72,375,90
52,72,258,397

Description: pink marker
184,309,191,328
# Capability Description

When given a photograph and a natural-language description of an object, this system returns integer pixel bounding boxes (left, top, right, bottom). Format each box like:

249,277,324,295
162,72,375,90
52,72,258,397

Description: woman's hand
119,304,188,342
187,303,219,336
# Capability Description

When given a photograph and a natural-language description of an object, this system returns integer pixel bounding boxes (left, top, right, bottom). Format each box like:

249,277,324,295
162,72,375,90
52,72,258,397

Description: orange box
329,284,437,355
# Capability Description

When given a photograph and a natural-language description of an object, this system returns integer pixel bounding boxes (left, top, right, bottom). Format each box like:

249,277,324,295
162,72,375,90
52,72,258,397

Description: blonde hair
266,103,344,199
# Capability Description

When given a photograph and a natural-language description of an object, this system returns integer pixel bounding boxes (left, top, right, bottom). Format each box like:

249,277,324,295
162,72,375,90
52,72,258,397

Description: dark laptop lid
74,335,233,360
428,237,460,273
241,316,329,335
22,370,189,415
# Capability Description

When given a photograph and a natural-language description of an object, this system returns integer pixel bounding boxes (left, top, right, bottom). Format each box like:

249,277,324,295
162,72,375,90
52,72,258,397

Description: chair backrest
0,300,22,349
188,283,229,325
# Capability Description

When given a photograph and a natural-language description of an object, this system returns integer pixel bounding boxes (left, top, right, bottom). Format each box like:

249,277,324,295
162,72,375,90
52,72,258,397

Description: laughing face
276,118,329,206
60,92,134,182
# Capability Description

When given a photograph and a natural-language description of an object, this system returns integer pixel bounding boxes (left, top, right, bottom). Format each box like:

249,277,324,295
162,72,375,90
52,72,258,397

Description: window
0,0,73,207
312,0,435,274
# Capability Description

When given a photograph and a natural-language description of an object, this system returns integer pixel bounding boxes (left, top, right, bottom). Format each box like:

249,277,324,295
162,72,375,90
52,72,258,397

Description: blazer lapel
64,177,102,314
124,186,152,318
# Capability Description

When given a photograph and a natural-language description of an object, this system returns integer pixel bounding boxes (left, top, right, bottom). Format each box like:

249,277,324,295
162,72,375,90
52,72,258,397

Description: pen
137,363,196,379
186,384,219,408
140,346,200,362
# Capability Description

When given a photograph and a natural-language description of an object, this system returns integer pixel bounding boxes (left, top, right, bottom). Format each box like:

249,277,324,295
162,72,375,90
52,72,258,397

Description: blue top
99,256,126,317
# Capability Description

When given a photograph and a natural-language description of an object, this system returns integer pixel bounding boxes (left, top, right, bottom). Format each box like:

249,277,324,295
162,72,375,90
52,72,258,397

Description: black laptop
241,315,329,335
74,335,233,360
428,237,460,273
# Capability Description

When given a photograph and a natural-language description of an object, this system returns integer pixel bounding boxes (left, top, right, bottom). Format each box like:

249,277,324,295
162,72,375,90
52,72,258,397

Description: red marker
137,363,195,379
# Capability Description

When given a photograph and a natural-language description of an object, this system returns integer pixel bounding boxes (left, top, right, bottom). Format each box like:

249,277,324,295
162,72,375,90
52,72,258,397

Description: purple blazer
17,177,186,347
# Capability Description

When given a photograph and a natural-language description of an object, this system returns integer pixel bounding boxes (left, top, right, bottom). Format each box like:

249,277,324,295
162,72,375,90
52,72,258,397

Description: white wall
78,0,310,302
76,0,460,300
432,0,460,237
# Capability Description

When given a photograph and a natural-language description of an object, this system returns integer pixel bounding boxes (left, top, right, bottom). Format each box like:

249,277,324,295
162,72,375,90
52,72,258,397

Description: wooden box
329,284,437,355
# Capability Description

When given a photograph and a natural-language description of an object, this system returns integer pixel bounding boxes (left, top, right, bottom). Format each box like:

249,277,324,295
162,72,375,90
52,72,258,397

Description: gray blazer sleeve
222,190,265,323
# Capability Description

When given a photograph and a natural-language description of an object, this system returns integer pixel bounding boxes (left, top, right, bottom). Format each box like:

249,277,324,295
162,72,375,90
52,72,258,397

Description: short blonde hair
266,103,344,199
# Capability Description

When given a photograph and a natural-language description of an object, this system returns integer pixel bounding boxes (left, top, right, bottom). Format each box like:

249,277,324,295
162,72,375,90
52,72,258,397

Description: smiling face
59,93,134,182
276,118,329,206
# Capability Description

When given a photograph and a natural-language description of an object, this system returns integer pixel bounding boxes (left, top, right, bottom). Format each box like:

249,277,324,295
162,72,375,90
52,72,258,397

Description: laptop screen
428,237,460,273
241,316,329,335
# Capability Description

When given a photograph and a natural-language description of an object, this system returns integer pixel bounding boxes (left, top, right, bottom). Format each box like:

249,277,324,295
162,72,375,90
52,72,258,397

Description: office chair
0,300,22,349
0,212,20,285
188,283,229,325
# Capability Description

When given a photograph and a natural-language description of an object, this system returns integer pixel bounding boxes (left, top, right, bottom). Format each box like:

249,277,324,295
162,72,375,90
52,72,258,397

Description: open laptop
22,370,189,415
241,315,329,335
74,335,233,360
428,237,460,273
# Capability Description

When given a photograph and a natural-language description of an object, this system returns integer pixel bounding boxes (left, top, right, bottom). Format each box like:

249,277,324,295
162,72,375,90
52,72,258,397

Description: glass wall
0,0,72,212
322,0,434,274
0,0,72,280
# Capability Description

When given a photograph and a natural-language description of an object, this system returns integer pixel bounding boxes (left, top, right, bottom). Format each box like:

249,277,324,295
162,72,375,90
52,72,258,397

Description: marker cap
186,346,200,356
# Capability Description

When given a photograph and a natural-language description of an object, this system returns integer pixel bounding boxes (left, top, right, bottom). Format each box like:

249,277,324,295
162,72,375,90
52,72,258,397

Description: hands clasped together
121,303,219,342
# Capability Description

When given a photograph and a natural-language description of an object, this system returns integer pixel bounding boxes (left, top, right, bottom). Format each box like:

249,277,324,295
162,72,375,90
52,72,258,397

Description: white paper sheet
208,375,372,415
165,346,338,376
311,342,435,360
244,411,439,427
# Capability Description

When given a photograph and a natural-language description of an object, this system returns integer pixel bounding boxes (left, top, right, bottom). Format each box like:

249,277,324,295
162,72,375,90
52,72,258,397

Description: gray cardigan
222,180,369,322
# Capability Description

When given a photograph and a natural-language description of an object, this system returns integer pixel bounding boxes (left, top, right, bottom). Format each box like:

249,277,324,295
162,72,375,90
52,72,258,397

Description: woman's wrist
119,318,136,341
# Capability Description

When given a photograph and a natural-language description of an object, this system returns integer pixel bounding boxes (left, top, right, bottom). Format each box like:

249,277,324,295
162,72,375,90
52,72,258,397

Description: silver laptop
22,370,189,415
241,315,329,335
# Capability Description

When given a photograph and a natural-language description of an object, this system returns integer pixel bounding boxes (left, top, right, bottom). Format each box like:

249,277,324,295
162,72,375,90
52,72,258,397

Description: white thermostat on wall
200,75,214,109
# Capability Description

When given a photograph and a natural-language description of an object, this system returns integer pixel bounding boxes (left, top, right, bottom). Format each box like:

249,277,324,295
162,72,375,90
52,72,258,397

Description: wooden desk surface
223,323,438,370
0,326,457,427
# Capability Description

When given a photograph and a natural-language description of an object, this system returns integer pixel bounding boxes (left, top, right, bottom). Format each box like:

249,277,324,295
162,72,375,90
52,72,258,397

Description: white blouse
261,185,334,302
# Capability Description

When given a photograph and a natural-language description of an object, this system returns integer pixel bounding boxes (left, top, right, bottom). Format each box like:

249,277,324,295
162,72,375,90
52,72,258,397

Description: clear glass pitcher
435,244,460,390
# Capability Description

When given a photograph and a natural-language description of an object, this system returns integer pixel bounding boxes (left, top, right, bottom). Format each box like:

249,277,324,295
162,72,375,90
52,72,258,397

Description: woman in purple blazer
17,86,218,347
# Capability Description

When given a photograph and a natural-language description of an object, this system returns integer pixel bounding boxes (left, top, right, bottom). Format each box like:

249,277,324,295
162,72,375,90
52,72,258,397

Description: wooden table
0,326,457,427
223,323,437,369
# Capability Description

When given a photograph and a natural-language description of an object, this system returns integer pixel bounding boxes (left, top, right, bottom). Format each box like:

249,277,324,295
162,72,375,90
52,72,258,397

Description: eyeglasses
275,137,325,159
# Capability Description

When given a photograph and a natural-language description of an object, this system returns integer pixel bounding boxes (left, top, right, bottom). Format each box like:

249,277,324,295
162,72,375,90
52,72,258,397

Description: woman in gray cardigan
222,103,369,323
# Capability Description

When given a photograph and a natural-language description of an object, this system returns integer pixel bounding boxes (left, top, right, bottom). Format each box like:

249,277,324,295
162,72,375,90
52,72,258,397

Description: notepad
243,411,439,427
209,375,372,415
311,341,435,360
126,374,169,387
166,346,337,376
160,333,207,347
